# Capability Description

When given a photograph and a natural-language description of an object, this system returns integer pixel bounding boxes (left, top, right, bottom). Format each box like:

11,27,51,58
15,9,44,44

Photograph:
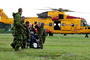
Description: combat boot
11,43,15,49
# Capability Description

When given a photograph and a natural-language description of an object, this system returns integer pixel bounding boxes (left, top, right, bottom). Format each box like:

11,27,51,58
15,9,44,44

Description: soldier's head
29,23,32,28
22,16,25,21
38,21,41,27
22,16,25,23
25,21,29,27
18,8,23,15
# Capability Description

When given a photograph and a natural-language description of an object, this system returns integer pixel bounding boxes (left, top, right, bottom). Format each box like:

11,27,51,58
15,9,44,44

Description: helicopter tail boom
0,9,13,24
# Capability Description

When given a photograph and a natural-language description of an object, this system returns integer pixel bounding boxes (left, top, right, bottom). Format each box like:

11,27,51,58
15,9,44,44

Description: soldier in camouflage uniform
42,27,46,44
37,22,46,49
11,8,26,51
23,21,31,49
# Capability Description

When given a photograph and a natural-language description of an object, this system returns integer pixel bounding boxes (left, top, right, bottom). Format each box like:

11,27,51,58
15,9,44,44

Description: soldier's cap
25,21,29,24
34,21,37,24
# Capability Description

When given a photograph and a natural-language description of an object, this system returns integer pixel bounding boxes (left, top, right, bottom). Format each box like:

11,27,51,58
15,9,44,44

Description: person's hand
37,39,40,42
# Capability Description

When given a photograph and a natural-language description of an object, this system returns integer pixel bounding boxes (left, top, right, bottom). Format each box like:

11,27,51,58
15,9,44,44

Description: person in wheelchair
28,23,40,48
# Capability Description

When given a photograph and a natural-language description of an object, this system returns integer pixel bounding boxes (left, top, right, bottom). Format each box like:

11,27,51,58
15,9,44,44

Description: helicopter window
81,20,87,26
81,22,86,26
49,23,52,26
71,24,74,27
54,23,56,26
62,23,65,26
58,23,61,27
59,14,64,19
88,27,90,29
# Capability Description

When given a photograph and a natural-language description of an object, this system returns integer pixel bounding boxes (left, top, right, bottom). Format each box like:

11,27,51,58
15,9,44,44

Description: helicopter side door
54,21,61,30
61,21,71,31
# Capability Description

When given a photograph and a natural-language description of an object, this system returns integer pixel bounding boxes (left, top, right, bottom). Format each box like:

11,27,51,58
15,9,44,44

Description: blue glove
28,39,31,42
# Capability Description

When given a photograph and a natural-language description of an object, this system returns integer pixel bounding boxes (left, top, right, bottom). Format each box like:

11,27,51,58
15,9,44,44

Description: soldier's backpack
12,12,16,18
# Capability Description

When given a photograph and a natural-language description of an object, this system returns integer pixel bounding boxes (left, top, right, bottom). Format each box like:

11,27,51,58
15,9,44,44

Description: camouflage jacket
12,13,25,35
24,25,31,39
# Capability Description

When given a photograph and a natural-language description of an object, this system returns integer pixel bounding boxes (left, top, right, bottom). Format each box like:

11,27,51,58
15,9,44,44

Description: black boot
41,45,43,49
11,43,15,49
15,46,19,51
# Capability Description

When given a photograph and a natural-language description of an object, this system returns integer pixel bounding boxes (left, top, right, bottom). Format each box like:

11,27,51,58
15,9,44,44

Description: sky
0,0,90,24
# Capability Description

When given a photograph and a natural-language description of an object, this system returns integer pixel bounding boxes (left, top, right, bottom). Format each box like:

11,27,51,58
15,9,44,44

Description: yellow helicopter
0,8,90,37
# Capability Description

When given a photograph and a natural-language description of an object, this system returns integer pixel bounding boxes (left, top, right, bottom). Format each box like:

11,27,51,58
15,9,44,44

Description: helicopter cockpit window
71,24,74,27
81,20,87,26
81,22,86,26
37,12,48,18
59,14,64,19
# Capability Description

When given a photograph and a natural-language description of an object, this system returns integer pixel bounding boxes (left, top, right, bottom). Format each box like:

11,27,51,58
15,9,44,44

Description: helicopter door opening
54,21,61,30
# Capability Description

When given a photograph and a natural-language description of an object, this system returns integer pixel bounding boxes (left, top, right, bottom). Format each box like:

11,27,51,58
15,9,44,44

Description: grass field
0,34,90,60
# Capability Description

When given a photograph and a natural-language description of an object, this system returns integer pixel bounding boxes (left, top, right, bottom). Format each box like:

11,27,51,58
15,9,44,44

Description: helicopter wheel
64,34,67,36
85,34,89,38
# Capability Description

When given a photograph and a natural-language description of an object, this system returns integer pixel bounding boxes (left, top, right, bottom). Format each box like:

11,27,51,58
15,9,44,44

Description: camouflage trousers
11,34,26,51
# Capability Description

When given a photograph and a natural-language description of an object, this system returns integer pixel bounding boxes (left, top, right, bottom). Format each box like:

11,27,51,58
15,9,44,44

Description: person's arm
27,27,31,39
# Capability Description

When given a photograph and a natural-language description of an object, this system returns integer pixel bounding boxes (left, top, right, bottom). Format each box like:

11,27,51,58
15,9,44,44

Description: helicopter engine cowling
37,12,48,18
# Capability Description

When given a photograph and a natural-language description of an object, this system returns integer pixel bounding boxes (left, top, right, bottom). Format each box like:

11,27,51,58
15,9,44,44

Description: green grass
0,29,11,33
0,34,90,60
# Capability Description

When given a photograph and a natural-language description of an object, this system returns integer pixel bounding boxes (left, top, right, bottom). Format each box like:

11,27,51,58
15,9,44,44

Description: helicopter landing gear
64,34,67,36
85,34,89,38
49,32,53,36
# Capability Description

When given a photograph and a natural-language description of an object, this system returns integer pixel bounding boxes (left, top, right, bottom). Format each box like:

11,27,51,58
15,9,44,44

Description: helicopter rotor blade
63,10,75,12
58,8,75,12
44,7,57,10
67,11,90,14
36,9,51,10
74,11,90,14
36,8,90,14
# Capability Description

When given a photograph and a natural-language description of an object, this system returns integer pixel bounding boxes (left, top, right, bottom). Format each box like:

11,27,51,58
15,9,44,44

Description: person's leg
21,40,25,49
11,38,16,49
14,39,20,51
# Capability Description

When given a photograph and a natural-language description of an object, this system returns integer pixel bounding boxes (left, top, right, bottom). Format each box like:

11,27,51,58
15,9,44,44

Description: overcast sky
1,0,90,24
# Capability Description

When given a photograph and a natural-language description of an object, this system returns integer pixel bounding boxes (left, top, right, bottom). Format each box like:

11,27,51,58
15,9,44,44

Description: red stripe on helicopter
67,15,86,20
52,17,59,20
67,15,79,19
